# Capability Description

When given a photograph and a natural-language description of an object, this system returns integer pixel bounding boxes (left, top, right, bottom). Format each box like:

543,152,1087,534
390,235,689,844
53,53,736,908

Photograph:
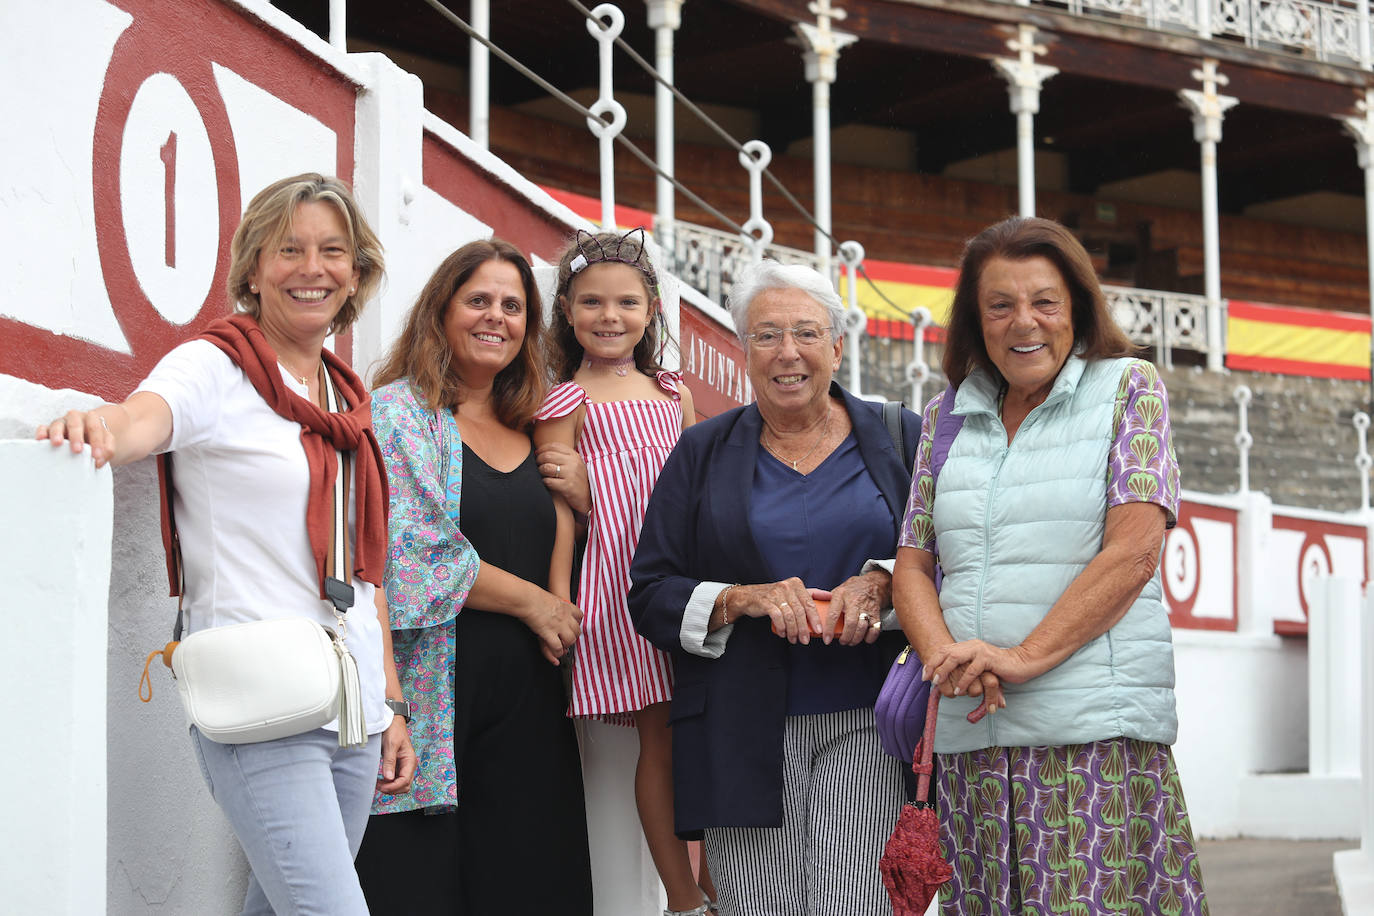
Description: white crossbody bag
140,367,368,746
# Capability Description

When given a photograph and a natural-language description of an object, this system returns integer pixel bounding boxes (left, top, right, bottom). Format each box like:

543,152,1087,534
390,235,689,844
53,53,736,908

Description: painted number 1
160,131,177,268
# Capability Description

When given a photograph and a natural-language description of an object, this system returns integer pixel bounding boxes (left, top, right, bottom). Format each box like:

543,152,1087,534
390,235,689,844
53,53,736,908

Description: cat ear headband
568,226,656,286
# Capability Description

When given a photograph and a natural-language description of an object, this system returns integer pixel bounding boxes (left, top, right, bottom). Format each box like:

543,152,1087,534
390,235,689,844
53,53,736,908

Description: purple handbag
875,385,964,762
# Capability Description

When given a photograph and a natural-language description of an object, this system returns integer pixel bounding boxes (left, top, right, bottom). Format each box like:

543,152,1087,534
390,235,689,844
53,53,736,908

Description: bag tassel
335,638,367,748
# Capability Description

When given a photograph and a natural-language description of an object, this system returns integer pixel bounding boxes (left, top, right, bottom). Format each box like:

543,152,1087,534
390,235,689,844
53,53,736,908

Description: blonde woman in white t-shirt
37,173,413,916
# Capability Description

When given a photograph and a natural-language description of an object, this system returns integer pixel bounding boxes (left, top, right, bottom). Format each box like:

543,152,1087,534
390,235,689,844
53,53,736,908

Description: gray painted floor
1196,838,1358,916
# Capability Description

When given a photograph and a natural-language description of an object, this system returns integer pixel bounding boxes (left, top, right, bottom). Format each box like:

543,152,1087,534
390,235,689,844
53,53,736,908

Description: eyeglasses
744,325,832,349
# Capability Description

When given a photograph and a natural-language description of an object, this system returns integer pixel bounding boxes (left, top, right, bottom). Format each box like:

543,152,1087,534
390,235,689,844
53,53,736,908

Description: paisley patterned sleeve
1107,359,1180,527
372,381,480,629
897,392,944,552
371,379,474,813
534,381,588,420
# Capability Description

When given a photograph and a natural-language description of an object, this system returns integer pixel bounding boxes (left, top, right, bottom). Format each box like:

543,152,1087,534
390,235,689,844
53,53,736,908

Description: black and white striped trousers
702,706,905,915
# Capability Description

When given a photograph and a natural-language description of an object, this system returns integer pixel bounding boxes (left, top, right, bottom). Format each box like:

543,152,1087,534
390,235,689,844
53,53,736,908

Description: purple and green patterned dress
902,360,1207,916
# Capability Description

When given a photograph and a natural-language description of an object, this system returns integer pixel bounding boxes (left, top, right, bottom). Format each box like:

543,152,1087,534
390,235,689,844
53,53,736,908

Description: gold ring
556,464,562,476
871,619,882,630
858,612,872,623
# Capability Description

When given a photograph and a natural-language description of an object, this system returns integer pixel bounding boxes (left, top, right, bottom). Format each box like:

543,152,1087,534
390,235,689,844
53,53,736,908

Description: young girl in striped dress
535,229,714,916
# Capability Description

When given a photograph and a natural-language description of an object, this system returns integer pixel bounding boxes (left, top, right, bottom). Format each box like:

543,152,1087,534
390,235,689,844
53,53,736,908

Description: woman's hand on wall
35,392,171,468
37,408,120,468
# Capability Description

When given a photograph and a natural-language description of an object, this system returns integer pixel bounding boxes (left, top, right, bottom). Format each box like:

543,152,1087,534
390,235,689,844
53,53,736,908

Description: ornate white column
1360,0,1371,70
1342,90,1374,397
1180,60,1237,372
469,0,490,149
795,0,857,279
992,25,1057,219
646,0,684,254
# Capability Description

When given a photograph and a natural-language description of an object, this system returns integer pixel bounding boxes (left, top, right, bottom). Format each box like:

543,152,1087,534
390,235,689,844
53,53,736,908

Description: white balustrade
662,220,821,305
1003,0,1373,67
585,4,628,230
1104,284,1213,367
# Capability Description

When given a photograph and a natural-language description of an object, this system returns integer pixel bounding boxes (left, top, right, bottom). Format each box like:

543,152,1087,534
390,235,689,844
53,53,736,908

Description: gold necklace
279,358,320,386
762,408,832,471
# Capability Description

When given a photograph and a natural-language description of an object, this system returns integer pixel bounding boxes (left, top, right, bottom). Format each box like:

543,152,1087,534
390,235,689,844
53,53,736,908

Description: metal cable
564,0,930,327
426,0,923,328
419,0,745,235
563,0,848,253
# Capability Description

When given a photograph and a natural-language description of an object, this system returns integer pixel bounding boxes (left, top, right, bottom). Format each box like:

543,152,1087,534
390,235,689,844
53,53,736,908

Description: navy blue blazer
628,383,921,834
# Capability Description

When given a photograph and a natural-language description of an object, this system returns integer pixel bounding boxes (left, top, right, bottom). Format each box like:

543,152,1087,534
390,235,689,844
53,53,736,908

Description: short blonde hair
226,173,384,334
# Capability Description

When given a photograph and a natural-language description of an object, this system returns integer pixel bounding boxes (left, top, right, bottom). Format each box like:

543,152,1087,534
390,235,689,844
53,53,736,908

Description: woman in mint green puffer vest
891,217,1207,915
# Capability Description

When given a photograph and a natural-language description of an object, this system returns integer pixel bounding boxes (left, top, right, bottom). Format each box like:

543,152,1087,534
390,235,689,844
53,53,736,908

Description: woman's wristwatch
384,698,411,723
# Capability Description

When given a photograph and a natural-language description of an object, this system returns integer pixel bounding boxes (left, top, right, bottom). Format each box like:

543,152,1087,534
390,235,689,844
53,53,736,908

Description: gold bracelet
717,583,741,626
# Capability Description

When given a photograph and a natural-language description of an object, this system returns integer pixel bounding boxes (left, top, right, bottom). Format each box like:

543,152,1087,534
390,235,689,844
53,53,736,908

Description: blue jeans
190,726,382,916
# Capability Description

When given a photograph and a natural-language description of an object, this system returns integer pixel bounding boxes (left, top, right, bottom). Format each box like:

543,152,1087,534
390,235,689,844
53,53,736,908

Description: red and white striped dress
534,371,684,723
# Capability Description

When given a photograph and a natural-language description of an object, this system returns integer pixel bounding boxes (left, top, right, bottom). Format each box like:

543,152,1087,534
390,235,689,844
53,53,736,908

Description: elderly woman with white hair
629,259,920,915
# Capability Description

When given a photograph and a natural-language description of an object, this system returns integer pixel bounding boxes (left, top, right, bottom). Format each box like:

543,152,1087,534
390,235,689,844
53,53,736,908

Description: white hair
728,259,847,344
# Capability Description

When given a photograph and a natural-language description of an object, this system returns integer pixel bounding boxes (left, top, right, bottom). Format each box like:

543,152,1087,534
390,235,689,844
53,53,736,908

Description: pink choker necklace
583,355,636,376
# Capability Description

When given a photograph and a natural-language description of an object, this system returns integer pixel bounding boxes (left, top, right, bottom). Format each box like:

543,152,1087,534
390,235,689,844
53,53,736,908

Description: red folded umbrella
879,687,952,915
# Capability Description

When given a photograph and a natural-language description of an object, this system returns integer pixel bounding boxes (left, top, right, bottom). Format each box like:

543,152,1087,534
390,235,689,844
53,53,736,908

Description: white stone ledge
0,439,112,914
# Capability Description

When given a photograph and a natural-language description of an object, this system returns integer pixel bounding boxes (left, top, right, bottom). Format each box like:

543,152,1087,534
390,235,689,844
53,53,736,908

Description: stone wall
1161,365,1371,511
851,343,1373,512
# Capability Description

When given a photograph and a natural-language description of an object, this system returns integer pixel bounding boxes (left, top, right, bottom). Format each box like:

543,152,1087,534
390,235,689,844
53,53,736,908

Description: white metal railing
662,220,828,305
1105,284,1215,368
669,219,1222,367
1018,0,1372,67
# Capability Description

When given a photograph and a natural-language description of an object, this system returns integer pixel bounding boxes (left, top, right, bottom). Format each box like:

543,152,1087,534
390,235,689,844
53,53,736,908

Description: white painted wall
1172,628,1309,837
0,436,112,915
0,376,248,915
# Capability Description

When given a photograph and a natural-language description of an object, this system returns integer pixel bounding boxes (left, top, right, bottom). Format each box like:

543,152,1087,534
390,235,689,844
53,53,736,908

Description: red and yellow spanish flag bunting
837,259,957,342
537,185,1371,383
1226,300,1370,381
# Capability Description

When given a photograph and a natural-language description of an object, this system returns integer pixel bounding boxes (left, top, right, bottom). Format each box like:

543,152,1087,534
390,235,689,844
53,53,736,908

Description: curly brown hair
372,239,547,429
226,173,384,335
547,228,669,382
942,216,1136,387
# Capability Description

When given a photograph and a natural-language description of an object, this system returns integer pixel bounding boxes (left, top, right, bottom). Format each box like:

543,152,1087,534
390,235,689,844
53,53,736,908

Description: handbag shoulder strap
320,366,354,615
883,399,904,460
929,384,963,486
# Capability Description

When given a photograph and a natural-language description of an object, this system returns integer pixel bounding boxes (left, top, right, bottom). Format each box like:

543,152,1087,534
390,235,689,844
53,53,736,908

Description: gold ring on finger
858,612,871,623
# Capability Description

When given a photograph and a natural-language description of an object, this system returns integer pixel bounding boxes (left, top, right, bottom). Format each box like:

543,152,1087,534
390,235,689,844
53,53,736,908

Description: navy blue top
751,432,895,714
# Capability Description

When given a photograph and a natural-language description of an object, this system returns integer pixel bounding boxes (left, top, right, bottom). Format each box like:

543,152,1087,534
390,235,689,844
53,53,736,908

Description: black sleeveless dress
357,445,592,916
451,444,592,915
